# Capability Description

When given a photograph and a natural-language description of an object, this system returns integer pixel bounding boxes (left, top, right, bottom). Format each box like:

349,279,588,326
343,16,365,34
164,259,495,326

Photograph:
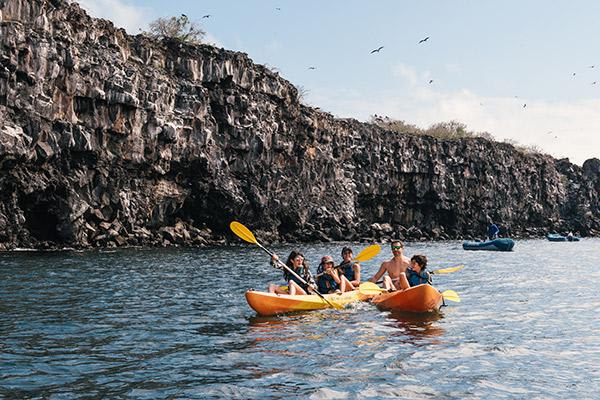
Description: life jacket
337,261,356,282
406,268,432,287
316,273,339,294
283,265,312,291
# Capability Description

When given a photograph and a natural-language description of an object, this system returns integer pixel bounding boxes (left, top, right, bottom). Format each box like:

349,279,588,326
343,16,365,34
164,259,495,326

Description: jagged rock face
1,0,599,250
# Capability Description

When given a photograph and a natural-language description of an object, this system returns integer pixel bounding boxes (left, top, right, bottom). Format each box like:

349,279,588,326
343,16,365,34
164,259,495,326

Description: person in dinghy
268,250,316,295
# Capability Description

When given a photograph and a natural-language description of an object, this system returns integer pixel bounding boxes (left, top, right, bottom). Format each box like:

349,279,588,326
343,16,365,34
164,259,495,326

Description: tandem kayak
547,233,580,242
371,284,444,313
245,289,367,316
462,238,515,251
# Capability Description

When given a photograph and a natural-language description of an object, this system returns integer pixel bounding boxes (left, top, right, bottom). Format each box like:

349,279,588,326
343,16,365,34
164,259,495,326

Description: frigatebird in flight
370,46,384,53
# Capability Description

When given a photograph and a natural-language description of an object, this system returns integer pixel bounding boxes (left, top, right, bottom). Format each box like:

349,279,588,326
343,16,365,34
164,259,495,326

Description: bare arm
351,263,361,286
369,263,387,283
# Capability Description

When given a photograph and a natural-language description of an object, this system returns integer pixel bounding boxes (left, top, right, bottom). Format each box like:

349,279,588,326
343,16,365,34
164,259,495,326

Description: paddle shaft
254,242,339,309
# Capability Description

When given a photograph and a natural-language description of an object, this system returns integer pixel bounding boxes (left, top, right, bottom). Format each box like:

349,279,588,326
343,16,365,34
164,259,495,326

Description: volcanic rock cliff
1,0,599,250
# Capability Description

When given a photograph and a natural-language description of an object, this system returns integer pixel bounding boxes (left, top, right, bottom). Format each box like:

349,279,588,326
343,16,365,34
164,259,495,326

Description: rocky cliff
1,0,599,250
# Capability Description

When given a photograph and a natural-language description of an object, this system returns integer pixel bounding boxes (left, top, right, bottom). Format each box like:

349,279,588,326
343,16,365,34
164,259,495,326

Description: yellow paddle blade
358,282,387,296
442,289,460,302
354,244,381,263
229,221,258,244
326,299,345,310
432,265,464,274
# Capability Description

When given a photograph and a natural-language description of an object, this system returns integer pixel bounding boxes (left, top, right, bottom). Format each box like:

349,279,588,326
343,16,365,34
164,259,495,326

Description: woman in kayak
335,246,360,290
315,255,345,294
405,255,432,287
268,250,315,295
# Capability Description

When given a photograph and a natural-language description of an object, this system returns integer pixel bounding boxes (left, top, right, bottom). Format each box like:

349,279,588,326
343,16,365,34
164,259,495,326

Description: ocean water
1,239,599,399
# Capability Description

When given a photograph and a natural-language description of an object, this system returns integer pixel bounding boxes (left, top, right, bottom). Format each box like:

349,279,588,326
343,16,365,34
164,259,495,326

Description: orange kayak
371,284,443,313
245,289,367,316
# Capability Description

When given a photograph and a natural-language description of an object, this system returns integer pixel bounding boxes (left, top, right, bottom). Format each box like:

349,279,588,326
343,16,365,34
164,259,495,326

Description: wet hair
410,254,427,270
341,246,353,255
391,240,404,248
286,250,309,270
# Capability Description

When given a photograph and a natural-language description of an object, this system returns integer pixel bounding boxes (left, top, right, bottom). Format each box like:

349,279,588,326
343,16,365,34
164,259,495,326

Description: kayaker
335,246,360,290
487,223,499,240
405,255,432,287
315,255,347,294
369,240,410,292
268,250,315,295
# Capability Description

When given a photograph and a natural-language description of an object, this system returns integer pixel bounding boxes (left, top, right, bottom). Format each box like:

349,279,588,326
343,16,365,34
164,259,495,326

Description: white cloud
76,0,151,33
309,84,600,166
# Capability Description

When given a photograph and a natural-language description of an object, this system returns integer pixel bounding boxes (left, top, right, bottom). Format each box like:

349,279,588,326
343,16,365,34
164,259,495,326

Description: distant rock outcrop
1,0,599,250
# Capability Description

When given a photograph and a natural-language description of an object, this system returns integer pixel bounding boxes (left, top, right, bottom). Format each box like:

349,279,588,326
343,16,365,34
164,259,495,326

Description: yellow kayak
245,289,366,316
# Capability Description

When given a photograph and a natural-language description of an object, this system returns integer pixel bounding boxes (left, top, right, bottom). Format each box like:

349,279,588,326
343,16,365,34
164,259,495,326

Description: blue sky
78,0,600,165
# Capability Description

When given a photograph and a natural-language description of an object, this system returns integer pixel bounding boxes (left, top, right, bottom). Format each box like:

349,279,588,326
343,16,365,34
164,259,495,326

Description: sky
75,0,600,165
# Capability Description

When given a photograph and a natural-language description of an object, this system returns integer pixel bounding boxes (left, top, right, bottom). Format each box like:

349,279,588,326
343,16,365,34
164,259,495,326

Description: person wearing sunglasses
368,240,410,291
268,250,316,295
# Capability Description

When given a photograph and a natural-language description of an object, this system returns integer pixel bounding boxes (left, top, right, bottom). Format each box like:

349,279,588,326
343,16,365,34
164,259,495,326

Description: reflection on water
1,240,600,398
386,310,445,340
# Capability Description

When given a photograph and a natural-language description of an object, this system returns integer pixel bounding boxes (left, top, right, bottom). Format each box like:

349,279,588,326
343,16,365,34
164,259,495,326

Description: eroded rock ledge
1,0,599,250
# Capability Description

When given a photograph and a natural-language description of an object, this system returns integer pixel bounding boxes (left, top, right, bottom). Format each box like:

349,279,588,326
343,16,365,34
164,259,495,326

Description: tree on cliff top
146,14,205,44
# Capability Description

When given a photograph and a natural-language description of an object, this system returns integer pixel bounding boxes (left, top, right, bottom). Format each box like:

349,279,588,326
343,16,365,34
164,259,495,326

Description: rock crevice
1,0,599,250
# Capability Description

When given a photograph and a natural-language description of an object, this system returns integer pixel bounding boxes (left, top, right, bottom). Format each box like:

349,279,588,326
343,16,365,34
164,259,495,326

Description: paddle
441,290,460,302
230,221,343,310
358,281,387,296
358,282,461,302
374,264,464,284
314,244,381,278
431,265,464,275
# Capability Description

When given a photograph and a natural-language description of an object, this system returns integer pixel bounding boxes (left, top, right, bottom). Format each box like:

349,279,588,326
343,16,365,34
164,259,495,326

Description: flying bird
428,79,433,84
572,72,576,76
523,103,527,108
592,81,597,85
202,14,211,18
276,7,281,11
308,66,316,70
370,46,384,53
590,65,595,68
418,36,430,44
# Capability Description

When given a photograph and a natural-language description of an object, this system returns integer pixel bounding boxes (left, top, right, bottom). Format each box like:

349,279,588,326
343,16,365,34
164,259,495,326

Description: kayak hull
245,289,366,316
463,238,515,251
371,284,444,313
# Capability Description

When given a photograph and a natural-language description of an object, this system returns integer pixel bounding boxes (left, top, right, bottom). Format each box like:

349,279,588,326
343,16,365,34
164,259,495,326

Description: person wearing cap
369,240,410,291
336,247,360,289
315,255,347,294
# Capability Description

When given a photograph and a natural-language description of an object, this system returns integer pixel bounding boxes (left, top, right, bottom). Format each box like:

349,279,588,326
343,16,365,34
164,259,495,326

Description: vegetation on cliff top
370,115,545,155
145,14,205,44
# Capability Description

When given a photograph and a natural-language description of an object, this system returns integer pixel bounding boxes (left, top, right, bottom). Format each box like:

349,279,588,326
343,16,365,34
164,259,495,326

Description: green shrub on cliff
145,14,205,44
371,116,495,141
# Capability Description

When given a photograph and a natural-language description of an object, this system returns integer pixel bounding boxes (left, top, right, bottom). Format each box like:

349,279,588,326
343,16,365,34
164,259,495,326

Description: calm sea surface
1,239,599,399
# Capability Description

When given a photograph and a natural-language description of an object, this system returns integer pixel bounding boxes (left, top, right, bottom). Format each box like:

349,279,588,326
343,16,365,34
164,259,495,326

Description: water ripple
1,240,599,398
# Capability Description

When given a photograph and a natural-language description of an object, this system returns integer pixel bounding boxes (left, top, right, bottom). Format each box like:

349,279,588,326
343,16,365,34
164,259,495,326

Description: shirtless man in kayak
369,240,410,291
